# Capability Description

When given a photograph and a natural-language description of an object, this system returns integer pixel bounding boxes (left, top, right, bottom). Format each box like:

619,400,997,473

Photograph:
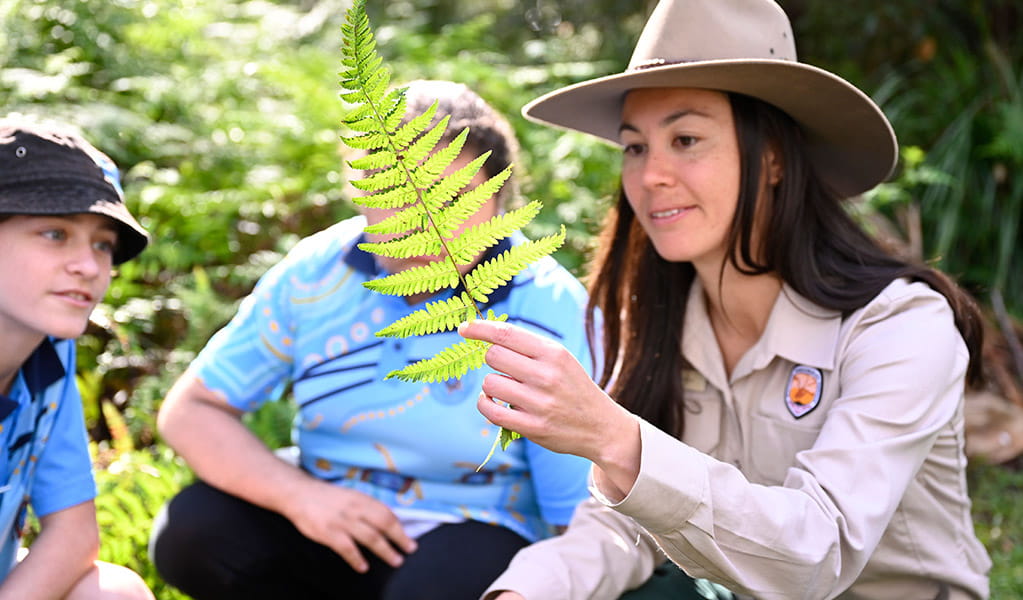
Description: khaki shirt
484,279,991,600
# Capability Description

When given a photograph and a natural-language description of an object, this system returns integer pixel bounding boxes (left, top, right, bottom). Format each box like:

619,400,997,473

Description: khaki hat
0,118,149,264
523,0,898,198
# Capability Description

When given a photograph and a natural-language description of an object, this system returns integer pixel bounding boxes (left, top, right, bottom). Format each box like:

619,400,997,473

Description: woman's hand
460,319,641,490
284,478,417,573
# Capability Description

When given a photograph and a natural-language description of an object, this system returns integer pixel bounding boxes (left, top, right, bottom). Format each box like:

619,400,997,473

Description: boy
0,117,154,599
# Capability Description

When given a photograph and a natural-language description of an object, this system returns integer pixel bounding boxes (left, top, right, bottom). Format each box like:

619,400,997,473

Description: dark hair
402,80,521,207
585,93,984,438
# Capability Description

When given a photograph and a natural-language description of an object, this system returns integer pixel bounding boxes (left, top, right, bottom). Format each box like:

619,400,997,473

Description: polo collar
0,338,64,421
343,233,515,308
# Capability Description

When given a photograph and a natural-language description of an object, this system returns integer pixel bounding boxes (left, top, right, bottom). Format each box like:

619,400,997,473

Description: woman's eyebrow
618,109,712,136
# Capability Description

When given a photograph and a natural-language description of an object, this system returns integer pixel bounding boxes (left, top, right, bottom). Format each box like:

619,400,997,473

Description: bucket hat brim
0,179,149,265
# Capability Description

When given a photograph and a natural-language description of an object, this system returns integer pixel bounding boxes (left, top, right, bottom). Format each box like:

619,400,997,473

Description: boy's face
0,213,117,344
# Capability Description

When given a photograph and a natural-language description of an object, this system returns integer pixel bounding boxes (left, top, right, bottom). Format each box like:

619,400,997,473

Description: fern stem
392,142,483,321
354,89,483,319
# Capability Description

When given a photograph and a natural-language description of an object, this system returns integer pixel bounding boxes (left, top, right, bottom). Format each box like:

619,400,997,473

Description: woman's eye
622,143,644,156
675,135,698,147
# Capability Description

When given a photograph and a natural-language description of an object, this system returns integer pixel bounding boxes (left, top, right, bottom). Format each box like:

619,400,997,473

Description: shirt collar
754,284,842,371
0,338,64,421
343,233,515,308
682,279,842,386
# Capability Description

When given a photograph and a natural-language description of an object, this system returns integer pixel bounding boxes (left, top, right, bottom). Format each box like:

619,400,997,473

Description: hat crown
628,0,796,70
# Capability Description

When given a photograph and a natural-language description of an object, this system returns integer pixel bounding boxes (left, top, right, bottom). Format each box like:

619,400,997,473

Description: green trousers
619,562,734,600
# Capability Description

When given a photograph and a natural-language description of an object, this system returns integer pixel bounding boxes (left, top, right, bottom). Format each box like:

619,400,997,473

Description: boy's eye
42,229,67,241
93,239,117,254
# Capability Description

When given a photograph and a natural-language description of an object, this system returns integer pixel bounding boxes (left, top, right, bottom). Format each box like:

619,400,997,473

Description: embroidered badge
784,365,823,419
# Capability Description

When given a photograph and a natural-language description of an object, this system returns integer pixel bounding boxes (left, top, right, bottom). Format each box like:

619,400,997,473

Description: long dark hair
585,93,984,438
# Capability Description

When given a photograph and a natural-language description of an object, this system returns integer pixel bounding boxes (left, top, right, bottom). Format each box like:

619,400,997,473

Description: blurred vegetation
1,0,1020,596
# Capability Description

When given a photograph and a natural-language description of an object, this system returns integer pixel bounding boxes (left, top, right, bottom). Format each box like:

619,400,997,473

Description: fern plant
338,0,565,462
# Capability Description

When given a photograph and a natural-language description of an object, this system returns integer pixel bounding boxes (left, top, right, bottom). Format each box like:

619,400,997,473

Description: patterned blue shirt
191,216,594,542
0,338,96,580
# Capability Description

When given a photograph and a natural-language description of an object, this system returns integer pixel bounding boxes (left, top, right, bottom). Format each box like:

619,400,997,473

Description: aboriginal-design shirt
191,216,594,541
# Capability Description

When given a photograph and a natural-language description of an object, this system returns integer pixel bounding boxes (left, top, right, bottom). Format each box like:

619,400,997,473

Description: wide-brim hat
0,119,149,264
523,0,898,198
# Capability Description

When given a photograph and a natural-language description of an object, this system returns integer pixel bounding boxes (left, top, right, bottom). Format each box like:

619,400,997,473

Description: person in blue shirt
0,117,154,599
149,80,595,600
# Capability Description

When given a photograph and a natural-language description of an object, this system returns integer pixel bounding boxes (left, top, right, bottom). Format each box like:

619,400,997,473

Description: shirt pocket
681,387,723,455
746,413,822,485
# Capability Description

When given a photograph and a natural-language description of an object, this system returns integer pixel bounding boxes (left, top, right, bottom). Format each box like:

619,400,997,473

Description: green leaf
385,338,491,383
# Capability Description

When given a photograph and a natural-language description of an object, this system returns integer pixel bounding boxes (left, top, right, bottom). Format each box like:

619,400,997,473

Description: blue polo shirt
0,338,96,580
191,216,594,542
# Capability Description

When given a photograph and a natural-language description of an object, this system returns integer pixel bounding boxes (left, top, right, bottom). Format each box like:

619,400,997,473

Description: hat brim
0,181,149,264
523,59,897,198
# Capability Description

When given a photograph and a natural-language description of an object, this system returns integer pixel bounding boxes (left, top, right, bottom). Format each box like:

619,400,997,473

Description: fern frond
340,0,569,465
376,292,478,338
385,338,490,383
432,166,512,235
362,259,460,297
354,183,419,210
358,229,443,259
421,151,489,216
408,128,467,188
446,201,543,265
384,312,507,383
464,226,566,302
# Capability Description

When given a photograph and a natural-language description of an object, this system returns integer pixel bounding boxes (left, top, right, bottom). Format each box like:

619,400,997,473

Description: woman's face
619,87,742,271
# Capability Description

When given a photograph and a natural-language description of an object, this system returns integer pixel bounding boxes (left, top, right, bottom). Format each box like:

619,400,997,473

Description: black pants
149,481,530,600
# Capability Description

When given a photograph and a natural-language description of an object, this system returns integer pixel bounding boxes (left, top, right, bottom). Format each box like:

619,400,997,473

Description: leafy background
1,0,1021,597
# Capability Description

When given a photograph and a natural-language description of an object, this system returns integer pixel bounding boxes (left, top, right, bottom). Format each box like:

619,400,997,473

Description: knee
66,562,155,600
148,482,233,583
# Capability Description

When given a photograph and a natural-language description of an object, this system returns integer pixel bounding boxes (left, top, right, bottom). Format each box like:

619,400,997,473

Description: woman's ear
764,145,783,186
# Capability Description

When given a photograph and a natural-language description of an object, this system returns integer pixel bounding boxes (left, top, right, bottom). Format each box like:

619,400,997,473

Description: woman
460,1,992,598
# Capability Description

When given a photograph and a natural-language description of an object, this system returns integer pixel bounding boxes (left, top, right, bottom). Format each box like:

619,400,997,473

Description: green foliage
968,461,1023,596
93,447,194,600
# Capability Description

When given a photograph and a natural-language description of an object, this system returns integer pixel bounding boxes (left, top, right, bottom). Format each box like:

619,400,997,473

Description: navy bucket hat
0,118,149,264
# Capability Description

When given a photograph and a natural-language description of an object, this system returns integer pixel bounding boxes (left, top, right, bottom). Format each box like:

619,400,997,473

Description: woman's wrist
591,409,642,502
